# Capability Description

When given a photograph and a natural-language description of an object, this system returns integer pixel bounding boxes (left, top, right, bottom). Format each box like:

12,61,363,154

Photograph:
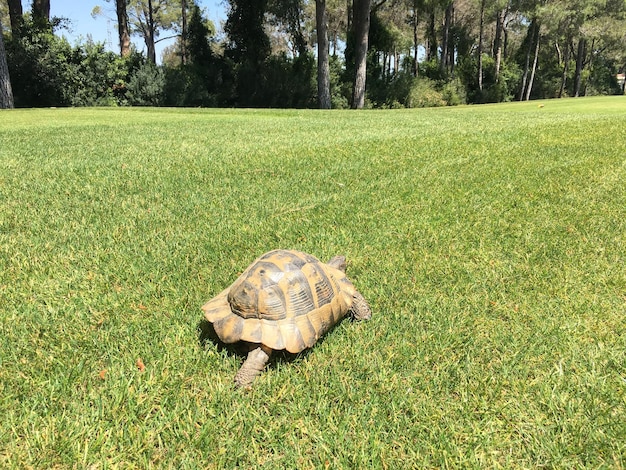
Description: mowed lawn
0,97,625,468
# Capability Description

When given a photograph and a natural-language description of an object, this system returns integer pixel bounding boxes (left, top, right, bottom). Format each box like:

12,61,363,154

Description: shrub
441,78,467,106
6,23,74,107
126,62,165,106
69,42,129,107
406,78,446,108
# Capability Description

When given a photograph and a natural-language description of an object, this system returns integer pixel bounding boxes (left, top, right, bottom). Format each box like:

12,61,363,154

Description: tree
186,2,213,64
351,0,371,108
492,0,510,81
326,0,349,55
535,0,625,98
32,0,50,27
424,0,438,61
316,0,332,108
116,0,131,57
224,0,271,105
0,20,14,108
225,0,270,63
267,0,308,56
518,17,539,100
408,0,424,77
441,0,454,73
477,0,485,92
6,0,23,33
126,0,182,63
180,0,187,64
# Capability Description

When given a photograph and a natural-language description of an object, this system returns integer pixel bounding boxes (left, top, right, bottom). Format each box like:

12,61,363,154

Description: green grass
1,97,625,468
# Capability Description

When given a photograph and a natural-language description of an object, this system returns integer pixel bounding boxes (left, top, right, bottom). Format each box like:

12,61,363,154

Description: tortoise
202,249,372,387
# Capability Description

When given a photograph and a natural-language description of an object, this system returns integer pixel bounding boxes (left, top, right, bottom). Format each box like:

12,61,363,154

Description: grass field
1,97,625,468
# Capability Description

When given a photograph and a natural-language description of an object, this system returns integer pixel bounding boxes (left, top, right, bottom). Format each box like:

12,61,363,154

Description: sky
20,0,226,62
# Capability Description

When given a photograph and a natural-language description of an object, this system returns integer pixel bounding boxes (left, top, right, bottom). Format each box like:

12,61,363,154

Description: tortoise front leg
234,344,272,388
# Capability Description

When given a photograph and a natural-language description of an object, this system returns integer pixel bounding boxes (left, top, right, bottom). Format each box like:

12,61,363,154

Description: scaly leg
350,291,372,321
234,345,272,388
327,255,347,272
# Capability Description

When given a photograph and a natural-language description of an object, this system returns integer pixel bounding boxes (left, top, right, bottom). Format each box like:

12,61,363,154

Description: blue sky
21,0,225,62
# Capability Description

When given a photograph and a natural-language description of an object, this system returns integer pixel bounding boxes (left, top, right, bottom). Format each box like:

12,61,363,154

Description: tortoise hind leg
350,291,372,321
234,344,272,388
327,255,347,272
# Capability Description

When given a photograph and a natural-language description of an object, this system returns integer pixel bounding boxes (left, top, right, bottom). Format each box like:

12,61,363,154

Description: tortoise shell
202,249,357,354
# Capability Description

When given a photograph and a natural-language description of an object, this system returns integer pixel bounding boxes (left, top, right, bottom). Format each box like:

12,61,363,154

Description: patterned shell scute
202,250,356,354
228,251,334,320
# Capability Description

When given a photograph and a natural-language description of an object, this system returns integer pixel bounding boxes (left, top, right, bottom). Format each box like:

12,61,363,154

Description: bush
163,65,218,107
262,53,316,108
6,24,75,107
406,78,446,108
69,42,129,106
6,20,137,107
126,62,165,106
441,78,467,106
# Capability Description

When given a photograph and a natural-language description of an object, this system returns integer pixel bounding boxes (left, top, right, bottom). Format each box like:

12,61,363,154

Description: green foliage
218,0,309,113
186,2,213,65
219,0,317,109
163,64,218,107
4,0,625,108
126,61,165,106
5,19,140,107
496,60,523,102
162,4,221,107
263,52,316,108
5,21,74,106
584,56,623,96
68,43,129,106
457,55,521,104
406,77,446,108
440,77,467,106
420,57,448,82
329,55,350,109
224,0,270,66
367,69,466,109
0,97,625,467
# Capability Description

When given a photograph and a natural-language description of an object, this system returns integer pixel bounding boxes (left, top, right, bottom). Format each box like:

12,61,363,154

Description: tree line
1,0,625,110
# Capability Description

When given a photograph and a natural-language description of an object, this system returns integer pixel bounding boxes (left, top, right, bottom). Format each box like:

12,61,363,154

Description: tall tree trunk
394,48,399,75
346,0,352,35
583,39,595,96
181,0,188,64
518,18,537,101
477,0,485,92
493,6,507,82
441,2,453,73
146,0,157,63
7,0,23,34
351,0,370,109
525,25,540,101
412,2,419,77
426,8,437,61
0,21,14,109
573,37,586,97
557,36,569,98
316,0,331,108
32,0,50,25
116,0,131,57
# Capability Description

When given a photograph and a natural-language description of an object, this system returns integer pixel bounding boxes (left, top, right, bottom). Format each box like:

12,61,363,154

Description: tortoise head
349,291,372,321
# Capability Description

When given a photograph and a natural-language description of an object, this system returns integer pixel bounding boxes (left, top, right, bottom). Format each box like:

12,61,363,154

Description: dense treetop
1,0,624,108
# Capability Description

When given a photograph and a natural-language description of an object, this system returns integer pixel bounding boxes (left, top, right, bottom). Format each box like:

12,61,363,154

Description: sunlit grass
1,97,625,467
